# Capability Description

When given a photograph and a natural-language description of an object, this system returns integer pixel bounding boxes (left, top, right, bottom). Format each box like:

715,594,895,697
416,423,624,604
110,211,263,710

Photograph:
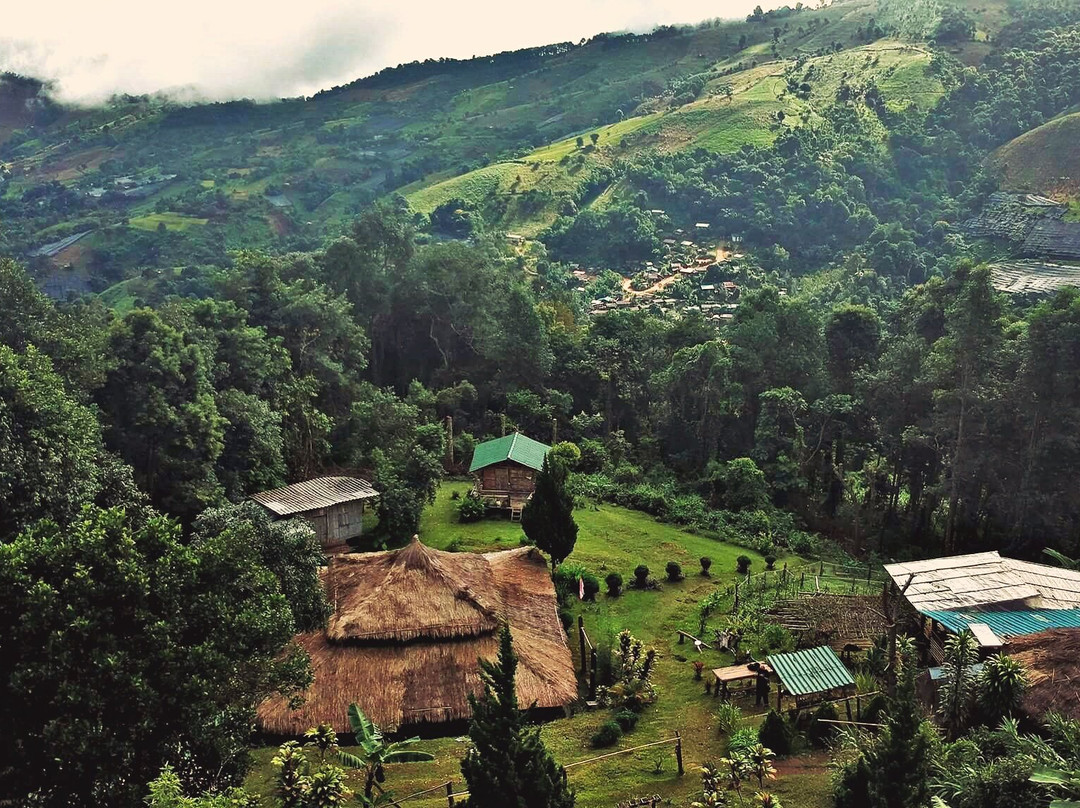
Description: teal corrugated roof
767,646,854,697
924,608,1080,639
468,433,551,473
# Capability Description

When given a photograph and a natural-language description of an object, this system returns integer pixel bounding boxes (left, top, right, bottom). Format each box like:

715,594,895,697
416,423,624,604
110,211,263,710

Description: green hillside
405,41,942,235
0,0,1001,289
989,109,1080,199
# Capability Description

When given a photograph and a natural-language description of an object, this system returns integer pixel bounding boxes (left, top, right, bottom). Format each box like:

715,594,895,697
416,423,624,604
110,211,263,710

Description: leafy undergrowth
244,482,832,807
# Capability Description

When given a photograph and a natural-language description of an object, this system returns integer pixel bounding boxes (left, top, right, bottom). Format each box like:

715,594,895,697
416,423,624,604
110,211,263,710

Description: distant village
545,216,775,326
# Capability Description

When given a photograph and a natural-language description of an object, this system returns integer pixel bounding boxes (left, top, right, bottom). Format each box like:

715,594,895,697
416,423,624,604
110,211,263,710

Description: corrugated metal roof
767,646,854,697
250,476,378,516
884,552,1080,612
468,433,550,473
923,607,1080,639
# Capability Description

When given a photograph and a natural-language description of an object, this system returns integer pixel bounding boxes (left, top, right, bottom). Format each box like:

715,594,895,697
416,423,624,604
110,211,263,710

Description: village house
256,538,577,734
885,551,1080,663
250,476,379,552
469,432,551,519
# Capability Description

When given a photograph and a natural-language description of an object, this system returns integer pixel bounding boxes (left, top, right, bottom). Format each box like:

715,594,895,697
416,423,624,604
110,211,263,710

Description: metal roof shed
767,646,855,709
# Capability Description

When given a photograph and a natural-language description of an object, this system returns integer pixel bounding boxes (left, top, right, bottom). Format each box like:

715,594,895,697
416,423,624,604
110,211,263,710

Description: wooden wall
298,500,368,549
478,461,536,494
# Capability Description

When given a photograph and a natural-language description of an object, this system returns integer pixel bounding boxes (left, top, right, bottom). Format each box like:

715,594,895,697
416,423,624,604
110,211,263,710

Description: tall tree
460,624,575,808
96,309,225,521
0,345,105,537
521,454,578,571
0,507,312,807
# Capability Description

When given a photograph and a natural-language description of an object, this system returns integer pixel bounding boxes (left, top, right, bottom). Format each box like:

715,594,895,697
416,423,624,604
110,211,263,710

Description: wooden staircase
510,503,524,522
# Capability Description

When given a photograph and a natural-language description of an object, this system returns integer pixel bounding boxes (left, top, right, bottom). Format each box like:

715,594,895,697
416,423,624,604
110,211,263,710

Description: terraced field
405,41,942,236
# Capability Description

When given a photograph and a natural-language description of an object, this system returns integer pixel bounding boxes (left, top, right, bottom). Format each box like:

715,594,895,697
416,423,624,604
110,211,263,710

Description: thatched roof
257,540,577,735
1006,629,1080,723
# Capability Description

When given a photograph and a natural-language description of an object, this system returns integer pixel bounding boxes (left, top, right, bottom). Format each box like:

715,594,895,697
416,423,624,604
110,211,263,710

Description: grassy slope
989,110,1080,199
244,481,830,808
405,41,941,236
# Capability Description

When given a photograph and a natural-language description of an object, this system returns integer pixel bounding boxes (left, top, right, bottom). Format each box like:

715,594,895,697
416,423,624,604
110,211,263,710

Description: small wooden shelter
257,537,577,735
766,646,855,710
250,476,378,552
468,433,551,518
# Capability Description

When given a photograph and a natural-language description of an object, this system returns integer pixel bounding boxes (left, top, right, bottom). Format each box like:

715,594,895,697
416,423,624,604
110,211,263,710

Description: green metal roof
468,433,551,473
924,608,1080,638
767,646,855,697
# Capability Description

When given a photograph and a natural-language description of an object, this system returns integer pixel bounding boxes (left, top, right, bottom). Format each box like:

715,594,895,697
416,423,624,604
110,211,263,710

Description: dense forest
6,0,1080,805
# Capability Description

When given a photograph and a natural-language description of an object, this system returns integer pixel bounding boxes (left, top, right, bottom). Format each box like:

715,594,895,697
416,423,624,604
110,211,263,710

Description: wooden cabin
250,476,378,552
468,433,551,519
256,538,577,734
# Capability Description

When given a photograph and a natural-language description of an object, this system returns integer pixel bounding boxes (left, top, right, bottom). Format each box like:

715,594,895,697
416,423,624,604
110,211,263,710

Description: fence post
856,695,862,720
590,648,598,701
845,698,853,722
578,616,587,675
446,781,454,808
675,731,684,776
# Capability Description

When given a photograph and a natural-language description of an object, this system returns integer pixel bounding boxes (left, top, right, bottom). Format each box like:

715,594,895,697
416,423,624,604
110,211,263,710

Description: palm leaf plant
338,703,435,807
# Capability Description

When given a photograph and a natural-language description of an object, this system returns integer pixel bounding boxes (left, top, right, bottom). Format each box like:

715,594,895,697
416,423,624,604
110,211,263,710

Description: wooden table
711,663,772,700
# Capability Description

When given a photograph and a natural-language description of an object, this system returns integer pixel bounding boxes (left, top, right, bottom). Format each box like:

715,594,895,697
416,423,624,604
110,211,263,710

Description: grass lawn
129,211,209,232
243,481,833,807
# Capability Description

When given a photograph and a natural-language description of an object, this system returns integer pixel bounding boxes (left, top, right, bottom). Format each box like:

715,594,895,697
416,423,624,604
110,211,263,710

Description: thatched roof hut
257,538,577,735
1006,629,1080,723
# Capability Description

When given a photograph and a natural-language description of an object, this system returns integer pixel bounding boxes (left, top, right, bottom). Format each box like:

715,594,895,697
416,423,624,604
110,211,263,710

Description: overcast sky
1,0,788,103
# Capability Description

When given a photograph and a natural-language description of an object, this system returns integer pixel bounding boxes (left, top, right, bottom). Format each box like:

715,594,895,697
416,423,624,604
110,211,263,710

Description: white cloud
1,0,791,103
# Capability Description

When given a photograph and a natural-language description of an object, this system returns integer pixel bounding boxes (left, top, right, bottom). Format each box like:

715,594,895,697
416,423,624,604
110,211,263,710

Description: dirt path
620,245,731,297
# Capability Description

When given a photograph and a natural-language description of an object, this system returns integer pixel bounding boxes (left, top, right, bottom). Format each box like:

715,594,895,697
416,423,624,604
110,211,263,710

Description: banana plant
338,703,434,807
1030,765,1080,808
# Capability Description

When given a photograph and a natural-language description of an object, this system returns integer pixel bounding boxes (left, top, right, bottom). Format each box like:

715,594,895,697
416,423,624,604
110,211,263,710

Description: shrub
758,710,792,755
700,556,712,576
809,701,839,747
591,720,622,748
614,709,639,733
549,441,582,469
728,727,758,754
665,561,683,582
716,702,743,737
633,565,650,589
605,572,623,596
557,605,573,631
553,564,600,603
860,694,887,725
737,555,753,574
711,456,769,511
457,494,486,523
765,554,777,570
446,537,464,552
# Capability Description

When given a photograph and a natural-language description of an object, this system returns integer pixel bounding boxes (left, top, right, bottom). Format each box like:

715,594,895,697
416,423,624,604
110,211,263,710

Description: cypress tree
865,646,932,808
460,624,575,808
521,454,578,571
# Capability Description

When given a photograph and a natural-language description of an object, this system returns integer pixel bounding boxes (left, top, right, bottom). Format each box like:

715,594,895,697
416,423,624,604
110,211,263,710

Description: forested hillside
7,0,1080,805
